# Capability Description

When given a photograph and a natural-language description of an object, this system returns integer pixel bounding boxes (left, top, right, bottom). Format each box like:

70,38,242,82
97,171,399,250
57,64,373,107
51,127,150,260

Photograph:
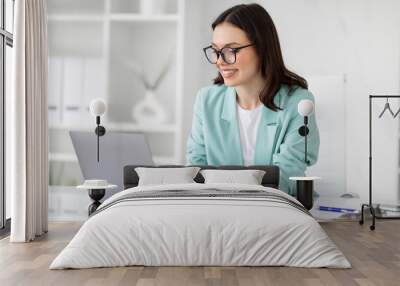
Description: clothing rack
360,95,400,230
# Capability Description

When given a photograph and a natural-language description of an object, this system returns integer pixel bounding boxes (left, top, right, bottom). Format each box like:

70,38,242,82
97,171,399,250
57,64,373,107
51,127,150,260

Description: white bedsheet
50,183,351,269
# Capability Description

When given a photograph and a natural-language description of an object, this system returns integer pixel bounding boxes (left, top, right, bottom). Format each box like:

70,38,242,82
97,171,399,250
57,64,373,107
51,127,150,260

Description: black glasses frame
203,44,254,64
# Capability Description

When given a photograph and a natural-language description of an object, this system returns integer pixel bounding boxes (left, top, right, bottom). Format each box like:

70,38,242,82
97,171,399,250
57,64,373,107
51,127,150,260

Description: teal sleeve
273,92,320,196
186,89,207,165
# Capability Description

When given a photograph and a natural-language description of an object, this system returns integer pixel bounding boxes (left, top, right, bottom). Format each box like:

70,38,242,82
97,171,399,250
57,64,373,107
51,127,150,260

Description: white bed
50,183,350,269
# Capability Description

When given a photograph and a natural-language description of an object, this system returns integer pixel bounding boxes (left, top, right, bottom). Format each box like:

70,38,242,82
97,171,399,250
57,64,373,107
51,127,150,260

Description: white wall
182,0,400,202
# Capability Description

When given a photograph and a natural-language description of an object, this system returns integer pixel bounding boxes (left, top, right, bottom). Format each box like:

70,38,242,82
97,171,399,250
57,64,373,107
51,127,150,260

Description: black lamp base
88,188,105,215
296,180,314,210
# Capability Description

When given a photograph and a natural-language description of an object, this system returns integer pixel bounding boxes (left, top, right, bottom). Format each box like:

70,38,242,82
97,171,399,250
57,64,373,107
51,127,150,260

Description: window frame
0,0,13,233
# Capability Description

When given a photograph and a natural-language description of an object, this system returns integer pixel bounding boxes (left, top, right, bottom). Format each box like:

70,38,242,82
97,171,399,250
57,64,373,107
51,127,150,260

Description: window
0,0,14,234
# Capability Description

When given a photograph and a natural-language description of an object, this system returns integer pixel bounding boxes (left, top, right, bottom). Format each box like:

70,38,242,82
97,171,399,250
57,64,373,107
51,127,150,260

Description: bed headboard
123,165,280,189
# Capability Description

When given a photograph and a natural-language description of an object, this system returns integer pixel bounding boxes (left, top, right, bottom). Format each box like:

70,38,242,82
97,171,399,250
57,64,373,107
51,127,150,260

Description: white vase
132,90,168,124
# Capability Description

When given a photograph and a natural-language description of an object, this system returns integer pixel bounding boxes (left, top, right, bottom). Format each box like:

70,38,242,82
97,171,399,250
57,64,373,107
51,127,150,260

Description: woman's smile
219,68,238,78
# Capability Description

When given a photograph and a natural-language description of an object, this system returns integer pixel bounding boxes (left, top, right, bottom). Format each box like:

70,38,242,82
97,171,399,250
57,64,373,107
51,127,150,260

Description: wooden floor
0,220,399,286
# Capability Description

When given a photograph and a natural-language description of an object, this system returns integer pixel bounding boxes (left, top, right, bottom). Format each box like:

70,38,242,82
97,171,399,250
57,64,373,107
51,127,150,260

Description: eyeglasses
203,44,254,64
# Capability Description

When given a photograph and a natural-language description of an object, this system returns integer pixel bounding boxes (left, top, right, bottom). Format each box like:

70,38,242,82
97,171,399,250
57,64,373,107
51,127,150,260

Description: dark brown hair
212,3,308,111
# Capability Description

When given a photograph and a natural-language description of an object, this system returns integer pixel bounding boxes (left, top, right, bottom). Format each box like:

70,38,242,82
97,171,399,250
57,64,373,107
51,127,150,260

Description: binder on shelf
48,57,63,126
62,57,84,125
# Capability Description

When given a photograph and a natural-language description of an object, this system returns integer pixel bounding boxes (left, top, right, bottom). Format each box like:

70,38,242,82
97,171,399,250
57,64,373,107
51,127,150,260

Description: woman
186,4,320,195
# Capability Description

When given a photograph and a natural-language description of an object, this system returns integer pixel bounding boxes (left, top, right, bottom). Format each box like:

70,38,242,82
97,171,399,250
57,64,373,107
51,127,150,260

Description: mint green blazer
186,84,320,195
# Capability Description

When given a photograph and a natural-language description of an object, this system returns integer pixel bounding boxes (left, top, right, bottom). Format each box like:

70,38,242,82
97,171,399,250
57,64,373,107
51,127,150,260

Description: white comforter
50,183,351,269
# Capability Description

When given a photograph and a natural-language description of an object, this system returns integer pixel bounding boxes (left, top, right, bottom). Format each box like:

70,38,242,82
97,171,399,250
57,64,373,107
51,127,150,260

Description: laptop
70,131,153,197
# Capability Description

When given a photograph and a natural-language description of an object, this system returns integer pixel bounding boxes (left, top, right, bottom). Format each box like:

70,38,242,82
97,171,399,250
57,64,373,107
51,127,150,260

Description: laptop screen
70,131,153,197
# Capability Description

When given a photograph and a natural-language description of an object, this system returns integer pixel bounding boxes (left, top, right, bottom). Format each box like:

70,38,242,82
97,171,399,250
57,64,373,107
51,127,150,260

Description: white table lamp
89,99,107,162
297,99,314,164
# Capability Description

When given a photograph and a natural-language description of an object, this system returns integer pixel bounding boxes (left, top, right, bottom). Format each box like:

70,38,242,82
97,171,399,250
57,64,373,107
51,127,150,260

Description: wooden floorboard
0,220,399,286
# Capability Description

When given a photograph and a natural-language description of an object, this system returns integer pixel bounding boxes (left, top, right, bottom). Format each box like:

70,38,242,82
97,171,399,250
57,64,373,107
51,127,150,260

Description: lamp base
88,188,105,215
296,180,314,210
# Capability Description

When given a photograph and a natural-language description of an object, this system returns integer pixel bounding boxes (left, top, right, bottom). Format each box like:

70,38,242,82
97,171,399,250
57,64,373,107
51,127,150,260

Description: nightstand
77,181,117,216
289,177,321,210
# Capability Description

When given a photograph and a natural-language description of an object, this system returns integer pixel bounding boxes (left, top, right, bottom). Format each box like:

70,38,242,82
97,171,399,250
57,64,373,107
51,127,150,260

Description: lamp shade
89,98,107,117
297,99,314,117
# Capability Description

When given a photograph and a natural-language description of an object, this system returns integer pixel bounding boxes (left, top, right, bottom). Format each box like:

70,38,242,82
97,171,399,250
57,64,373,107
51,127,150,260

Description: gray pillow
135,167,201,186
200,169,266,185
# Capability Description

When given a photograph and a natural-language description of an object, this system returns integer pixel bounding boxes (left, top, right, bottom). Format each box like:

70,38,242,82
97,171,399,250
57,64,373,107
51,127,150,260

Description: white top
77,184,117,190
236,103,263,166
77,179,118,190
289,176,321,181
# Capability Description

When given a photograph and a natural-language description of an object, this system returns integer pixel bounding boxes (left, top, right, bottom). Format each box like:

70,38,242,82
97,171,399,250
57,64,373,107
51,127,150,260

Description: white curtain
9,0,49,242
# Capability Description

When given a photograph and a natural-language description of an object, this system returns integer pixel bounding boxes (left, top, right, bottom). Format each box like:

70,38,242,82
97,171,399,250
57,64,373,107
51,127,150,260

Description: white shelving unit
47,0,185,186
